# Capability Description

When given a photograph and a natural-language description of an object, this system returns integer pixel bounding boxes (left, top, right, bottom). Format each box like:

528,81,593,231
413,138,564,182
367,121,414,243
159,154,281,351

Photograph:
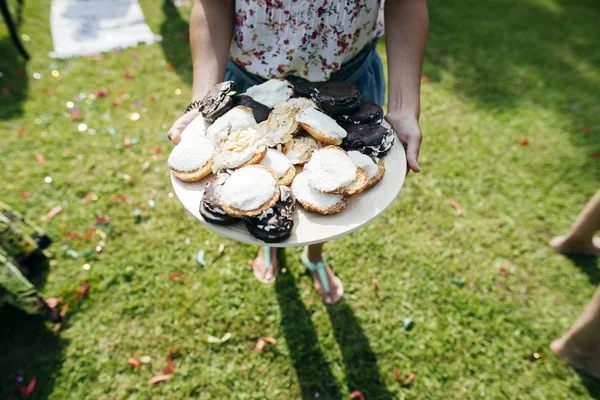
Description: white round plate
171,126,407,248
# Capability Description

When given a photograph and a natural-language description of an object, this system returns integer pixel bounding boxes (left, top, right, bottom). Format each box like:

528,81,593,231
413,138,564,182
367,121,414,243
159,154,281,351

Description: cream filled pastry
206,106,257,145
303,147,357,193
246,79,294,108
260,149,295,185
296,108,347,145
220,165,279,217
212,127,267,172
168,135,215,182
282,135,322,164
348,150,385,189
291,172,346,215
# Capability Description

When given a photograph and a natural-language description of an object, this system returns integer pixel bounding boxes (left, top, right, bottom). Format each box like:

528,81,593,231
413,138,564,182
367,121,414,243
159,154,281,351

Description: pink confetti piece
149,375,171,385
36,154,46,166
82,192,96,203
128,357,142,368
44,205,63,221
447,199,463,215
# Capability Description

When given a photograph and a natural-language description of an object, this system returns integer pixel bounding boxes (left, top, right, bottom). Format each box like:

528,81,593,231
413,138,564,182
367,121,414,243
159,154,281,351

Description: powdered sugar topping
168,135,214,172
260,149,292,178
348,151,379,179
246,79,293,108
292,172,344,210
296,108,347,140
220,166,277,211
304,148,357,192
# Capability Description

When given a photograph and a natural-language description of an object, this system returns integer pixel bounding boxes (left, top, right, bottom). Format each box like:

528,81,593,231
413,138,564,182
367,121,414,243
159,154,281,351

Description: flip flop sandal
301,246,344,304
252,246,278,284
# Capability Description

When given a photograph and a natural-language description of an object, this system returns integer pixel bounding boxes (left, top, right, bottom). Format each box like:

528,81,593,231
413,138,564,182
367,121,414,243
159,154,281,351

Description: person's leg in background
550,189,600,378
551,189,600,256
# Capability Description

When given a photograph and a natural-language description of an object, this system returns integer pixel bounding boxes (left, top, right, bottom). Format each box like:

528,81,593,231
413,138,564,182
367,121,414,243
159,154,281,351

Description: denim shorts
225,40,385,107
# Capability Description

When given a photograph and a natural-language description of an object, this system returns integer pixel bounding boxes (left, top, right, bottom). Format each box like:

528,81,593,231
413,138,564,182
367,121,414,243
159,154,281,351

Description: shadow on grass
426,0,600,158
567,255,600,286
327,302,393,400
160,0,193,85
0,308,66,399
578,371,600,399
275,254,341,399
0,37,28,120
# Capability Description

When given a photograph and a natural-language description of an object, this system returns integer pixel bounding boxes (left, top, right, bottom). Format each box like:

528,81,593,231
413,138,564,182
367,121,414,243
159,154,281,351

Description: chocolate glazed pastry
200,173,238,225
337,101,383,125
314,82,361,116
198,81,236,122
233,94,271,123
244,186,295,243
341,124,395,158
294,81,321,99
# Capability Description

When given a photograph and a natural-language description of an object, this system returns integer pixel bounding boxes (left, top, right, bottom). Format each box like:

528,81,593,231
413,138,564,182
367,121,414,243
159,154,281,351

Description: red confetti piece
591,152,600,159
94,88,111,97
128,357,142,368
20,192,32,199
124,138,132,148
36,154,46,166
169,273,183,281
349,390,365,400
95,216,109,224
447,199,463,215
110,194,133,204
149,96,156,102
16,127,25,136
166,64,175,71
500,268,510,277
519,137,529,146
82,192,96,203
44,88,54,95
582,126,591,133
149,375,170,385
163,348,179,374
148,147,163,154
112,99,121,107
124,72,135,80
45,205,64,221
255,337,276,351
393,368,416,384
45,297,62,308
64,227,96,240
421,75,430,83
20,377,36,397
76,284,90,297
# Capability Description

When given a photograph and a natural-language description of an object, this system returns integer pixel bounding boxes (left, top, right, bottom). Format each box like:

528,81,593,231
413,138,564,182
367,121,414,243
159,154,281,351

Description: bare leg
306,243,343,305
251,246,278,284
551,189,600,256
551,285,600,378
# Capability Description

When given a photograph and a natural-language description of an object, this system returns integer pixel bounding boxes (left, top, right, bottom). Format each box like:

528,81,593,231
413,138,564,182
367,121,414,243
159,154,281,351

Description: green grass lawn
1,0,599,398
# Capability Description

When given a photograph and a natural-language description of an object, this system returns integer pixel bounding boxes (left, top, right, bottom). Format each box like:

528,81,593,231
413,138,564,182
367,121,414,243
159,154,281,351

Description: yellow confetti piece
129,113,141,121
52,70,60,77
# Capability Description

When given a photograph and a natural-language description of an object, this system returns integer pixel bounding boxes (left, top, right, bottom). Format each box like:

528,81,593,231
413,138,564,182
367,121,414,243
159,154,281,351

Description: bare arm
384,0,429,172
168,0,234,144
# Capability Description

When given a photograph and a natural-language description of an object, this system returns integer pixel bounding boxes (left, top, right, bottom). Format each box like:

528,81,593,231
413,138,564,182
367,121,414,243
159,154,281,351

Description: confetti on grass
8,377,36,399
447,199,463,215
403,318,414,331
149,375,170,385
44,205,63,221
128,358,142,368
393,369,416,385
255,337,276,351
207,332,232,344
196,249,206,266
519,137,529,146
349,390,365,400
450,276,465,287
163,348,180,374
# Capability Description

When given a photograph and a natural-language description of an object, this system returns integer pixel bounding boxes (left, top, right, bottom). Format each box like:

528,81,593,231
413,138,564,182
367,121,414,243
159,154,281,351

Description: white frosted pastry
291,172,346,214
296,108,347,145
220,166,277,211
212,127,266,172
304,147,357,193
348,151,378,179
246,79,293,108
181,115,210,139
283,135,322,164
273,97,316,114
168,135,214,172
206,106,256,144
260,149,293,178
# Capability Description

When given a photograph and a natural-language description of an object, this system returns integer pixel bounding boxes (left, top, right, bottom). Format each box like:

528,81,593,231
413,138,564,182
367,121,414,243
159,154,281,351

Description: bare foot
306,255,344,305
550,235,600,256
550,337,600,379
251,247,278,284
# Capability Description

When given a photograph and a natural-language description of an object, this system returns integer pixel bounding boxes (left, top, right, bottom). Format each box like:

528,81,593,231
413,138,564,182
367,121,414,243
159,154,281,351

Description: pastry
168,135,214,182
200,173,238,225
260,98,315,146
197,81,236,122
246,79,294,108
219,165,280,217
260,149,296,186
282,135,322,164
212,127,267,172
347,150,385,189
293,81,321,99
206,106,256,145
337,101,383,125
296,108,347,145
291,172,346,215
244,186,295,242
180,114,210,139
233,94,271,123
303,146,368,195
313,82,361,116
340,124,395,158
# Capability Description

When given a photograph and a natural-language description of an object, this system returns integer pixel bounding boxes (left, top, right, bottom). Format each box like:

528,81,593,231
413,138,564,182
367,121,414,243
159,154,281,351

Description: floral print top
230,0,384,82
